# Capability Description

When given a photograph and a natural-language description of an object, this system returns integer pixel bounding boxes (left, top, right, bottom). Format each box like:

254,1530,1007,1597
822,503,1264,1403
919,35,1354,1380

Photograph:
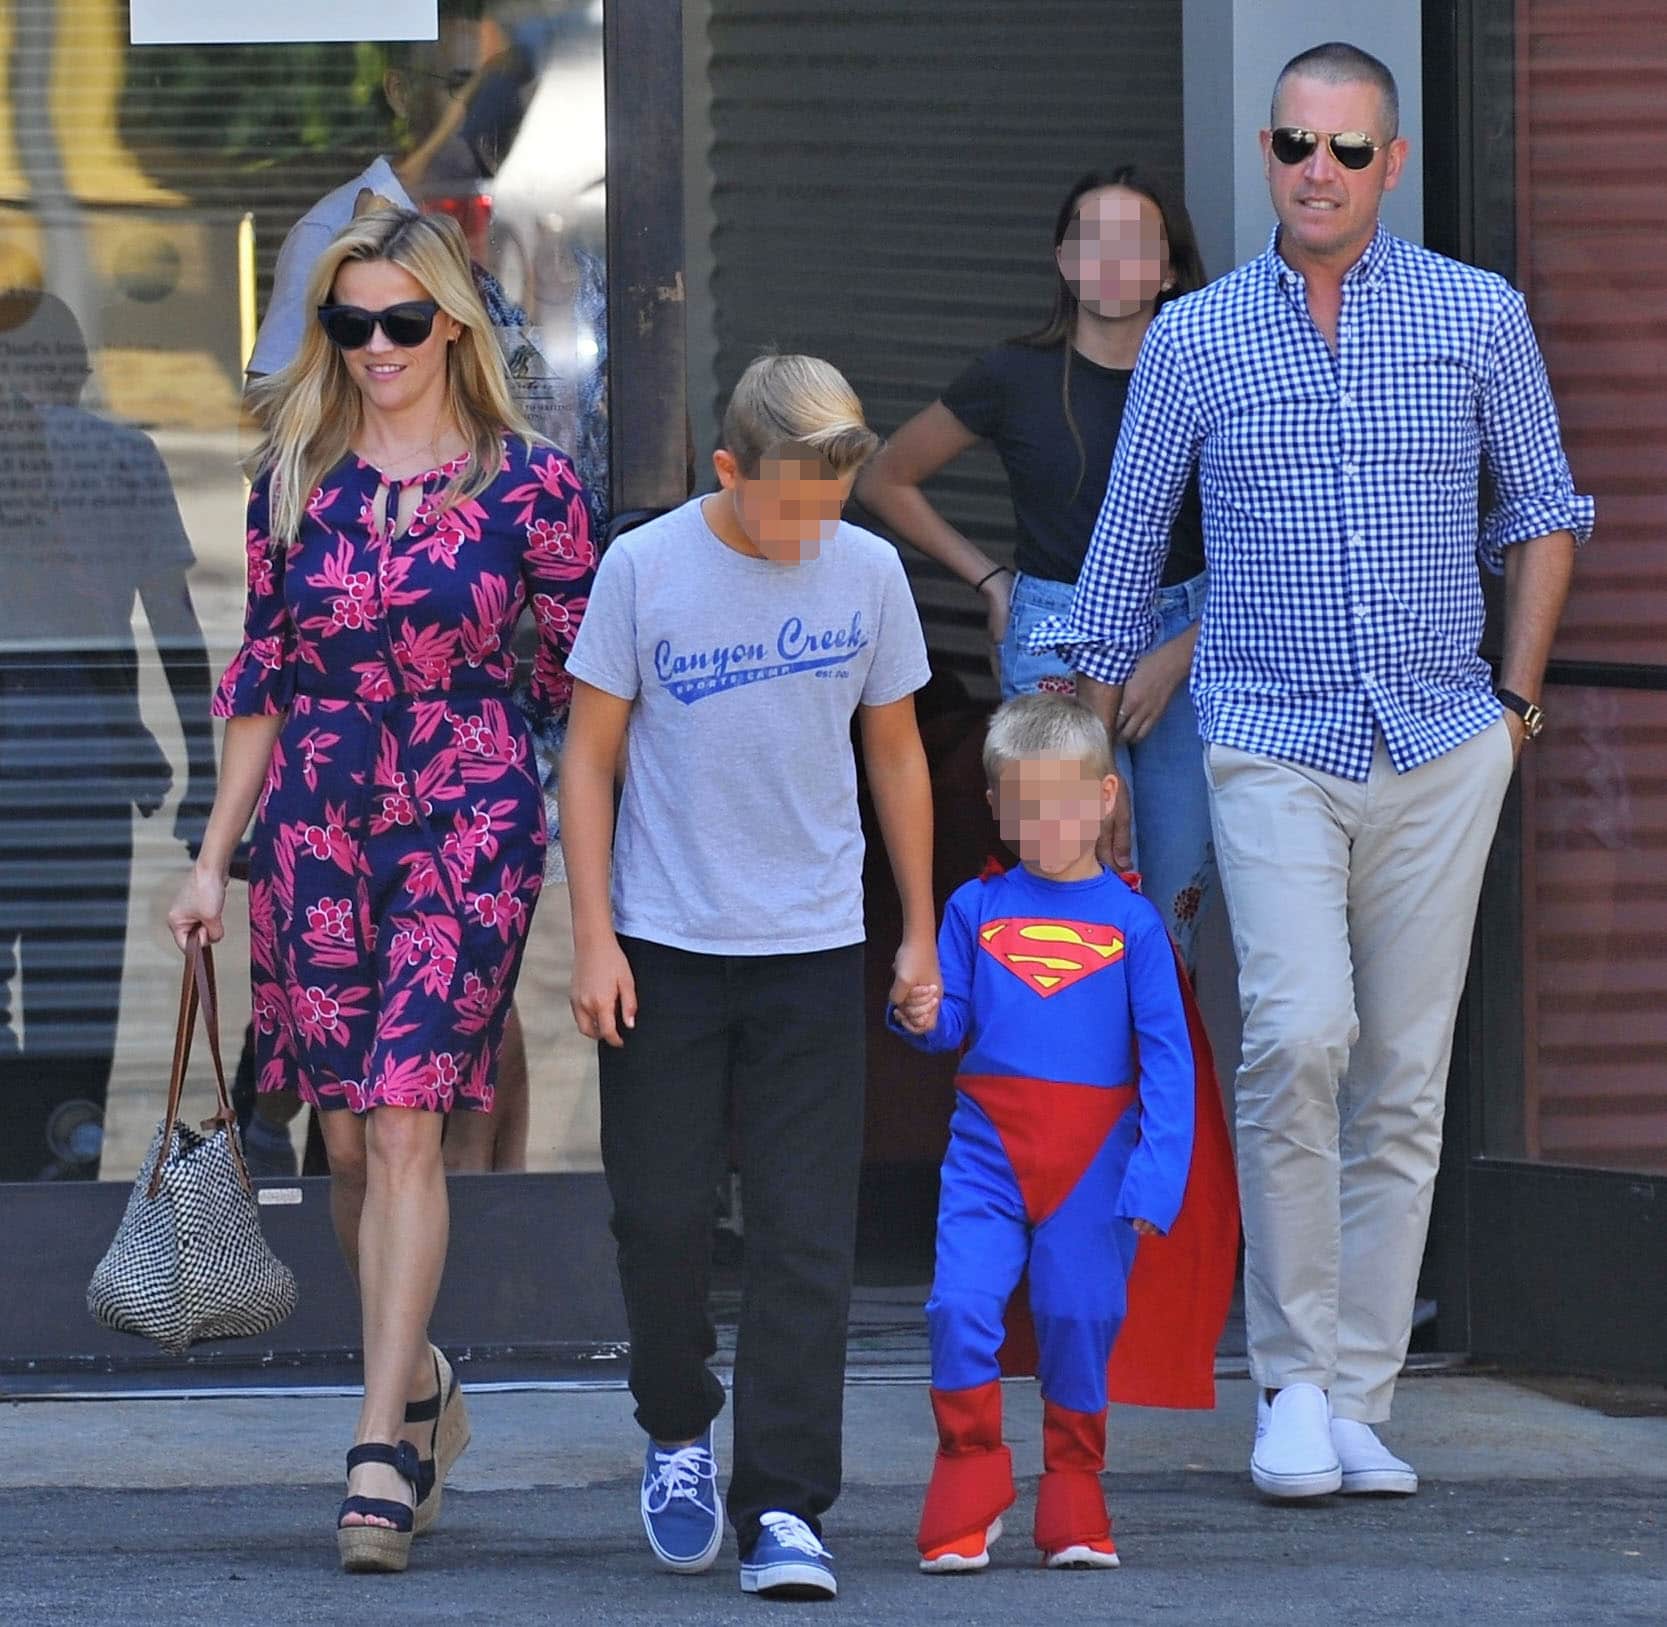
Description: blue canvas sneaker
739,1511,837,1600
640,1430,723,1573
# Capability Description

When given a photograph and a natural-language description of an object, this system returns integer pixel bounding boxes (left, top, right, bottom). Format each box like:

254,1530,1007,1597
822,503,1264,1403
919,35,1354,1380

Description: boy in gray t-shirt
561,355,939,1601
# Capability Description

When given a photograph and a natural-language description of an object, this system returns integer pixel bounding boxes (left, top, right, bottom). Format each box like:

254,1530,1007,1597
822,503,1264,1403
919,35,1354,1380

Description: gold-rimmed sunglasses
1269,126,1387,171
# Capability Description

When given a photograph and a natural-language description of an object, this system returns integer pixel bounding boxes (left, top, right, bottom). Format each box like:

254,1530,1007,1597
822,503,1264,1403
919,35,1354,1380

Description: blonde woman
168,208,596,1572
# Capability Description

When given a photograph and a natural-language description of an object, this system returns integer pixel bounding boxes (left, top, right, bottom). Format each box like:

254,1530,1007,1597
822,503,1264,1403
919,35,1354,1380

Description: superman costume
888,860,1238,1560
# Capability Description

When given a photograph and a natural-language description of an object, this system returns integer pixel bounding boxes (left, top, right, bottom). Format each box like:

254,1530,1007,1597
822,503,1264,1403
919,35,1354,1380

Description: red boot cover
1034,1469,1110,1554
918,1383,1014,1555
918,1446,1017,1556
1035,1403,1109,1552
932,1381,1004,1454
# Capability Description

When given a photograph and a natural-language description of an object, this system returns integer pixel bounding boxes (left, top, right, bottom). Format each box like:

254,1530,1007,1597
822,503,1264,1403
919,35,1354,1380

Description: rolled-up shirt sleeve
1477,289,1596,573
1026,313,1204,683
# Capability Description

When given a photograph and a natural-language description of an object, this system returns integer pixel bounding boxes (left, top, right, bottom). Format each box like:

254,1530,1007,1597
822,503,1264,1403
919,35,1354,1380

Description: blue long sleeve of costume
889,886,977,1054
1114,908,1194,1234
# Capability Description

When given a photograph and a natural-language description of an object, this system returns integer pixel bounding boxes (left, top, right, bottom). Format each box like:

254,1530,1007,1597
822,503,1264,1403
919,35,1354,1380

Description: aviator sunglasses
1269,126,1386,171
316,300,442,350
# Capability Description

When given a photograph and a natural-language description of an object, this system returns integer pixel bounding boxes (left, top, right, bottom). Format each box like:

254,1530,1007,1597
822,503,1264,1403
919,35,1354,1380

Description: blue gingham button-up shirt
1032,225,1595,781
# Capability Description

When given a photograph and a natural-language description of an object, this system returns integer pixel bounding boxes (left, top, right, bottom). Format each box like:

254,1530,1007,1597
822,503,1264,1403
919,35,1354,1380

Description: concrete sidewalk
3,1374,1663,1624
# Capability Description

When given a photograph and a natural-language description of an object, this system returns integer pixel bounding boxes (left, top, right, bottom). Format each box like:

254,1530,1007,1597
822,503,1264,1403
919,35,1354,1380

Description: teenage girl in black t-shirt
857,169,1216,969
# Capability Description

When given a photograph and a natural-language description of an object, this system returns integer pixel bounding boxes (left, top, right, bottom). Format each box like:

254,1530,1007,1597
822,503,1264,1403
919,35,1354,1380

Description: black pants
599,936,866,1556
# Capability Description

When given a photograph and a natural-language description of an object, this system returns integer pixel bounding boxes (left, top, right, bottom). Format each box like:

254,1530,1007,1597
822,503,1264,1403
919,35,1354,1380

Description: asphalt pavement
3,1374,1663,1625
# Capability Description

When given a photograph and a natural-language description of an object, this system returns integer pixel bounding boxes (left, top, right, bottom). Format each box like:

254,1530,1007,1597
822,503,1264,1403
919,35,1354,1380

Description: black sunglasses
316,300,441,350
1270,126,1385,172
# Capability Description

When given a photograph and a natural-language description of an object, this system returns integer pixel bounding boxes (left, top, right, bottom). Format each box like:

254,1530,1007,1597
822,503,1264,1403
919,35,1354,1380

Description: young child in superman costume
889,693,1238,1572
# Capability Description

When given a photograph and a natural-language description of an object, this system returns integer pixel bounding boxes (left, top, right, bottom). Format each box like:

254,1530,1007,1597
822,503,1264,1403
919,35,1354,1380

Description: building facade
0,0,1660,1380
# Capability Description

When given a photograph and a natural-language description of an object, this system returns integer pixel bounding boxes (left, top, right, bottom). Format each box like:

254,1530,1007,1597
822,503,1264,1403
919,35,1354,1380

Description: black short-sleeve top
940,341,1205,588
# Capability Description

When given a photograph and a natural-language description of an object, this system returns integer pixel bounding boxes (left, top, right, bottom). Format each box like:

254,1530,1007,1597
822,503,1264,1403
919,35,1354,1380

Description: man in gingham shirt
1036,42,1594,1502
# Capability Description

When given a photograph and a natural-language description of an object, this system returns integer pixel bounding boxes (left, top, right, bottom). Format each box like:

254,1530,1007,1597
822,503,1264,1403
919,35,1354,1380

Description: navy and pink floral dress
213,434,594,1114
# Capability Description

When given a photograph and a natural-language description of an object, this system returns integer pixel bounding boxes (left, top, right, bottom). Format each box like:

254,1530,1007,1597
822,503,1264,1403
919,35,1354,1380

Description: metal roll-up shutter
705,0,1185,699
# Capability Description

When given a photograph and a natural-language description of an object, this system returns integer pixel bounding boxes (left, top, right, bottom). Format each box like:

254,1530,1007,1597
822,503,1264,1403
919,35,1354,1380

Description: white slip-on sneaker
1331,1418,1419,1495
1251,1383,1343,1499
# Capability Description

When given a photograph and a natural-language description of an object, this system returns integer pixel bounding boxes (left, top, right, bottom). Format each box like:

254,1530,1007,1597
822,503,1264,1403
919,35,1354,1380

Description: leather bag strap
146,936,251,1199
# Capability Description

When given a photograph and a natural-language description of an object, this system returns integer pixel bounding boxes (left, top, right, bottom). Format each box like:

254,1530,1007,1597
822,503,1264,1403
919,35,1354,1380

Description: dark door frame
0,0,685,1388
1421,0,1666,1381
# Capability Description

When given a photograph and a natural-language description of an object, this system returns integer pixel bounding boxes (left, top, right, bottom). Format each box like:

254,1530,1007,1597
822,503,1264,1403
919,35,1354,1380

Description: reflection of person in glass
0,288,214,1183
168,209,593,1572
248,1,609,527
247,2,530,382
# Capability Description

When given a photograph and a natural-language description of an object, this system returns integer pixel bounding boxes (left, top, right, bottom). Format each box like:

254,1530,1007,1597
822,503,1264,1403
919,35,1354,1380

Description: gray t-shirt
565,497,932,955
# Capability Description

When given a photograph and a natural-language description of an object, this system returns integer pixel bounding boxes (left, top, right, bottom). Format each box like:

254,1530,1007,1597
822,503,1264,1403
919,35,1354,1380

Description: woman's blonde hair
720,352,879,477
247,208,534,544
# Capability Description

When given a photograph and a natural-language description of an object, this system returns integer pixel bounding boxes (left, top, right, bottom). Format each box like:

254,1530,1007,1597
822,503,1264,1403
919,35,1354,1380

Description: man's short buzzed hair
1272,41,1400,140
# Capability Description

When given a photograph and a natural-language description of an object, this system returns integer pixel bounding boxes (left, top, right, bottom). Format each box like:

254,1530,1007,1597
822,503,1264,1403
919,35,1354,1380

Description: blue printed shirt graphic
655,610,872,704
565,497,931,955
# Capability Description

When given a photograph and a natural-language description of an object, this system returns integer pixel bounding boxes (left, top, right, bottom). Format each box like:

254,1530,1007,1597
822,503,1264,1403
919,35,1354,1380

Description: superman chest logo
978,917,1125,997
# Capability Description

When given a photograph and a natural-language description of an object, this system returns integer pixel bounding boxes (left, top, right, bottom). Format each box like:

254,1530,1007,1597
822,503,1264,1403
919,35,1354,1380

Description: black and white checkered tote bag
87,939,297,1353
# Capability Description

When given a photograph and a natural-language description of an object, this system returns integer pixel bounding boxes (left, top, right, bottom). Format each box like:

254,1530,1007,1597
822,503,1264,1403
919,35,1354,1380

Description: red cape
990,868,1240,1410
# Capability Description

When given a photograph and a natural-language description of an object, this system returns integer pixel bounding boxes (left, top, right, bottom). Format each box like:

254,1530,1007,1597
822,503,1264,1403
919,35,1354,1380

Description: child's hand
1130,1218,1160,1238
893,983,942,1035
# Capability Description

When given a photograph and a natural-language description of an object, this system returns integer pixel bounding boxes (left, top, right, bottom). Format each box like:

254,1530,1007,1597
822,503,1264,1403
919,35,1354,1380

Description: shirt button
1340,391,1355,408
1342,461,1357,478
1347,533,1364,547
1354,603,1370,620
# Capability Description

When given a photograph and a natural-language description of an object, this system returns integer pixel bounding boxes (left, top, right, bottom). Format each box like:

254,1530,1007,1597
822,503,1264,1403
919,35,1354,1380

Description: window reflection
0,289,213,1180
0,1,607,1183
1509,686,1667,1175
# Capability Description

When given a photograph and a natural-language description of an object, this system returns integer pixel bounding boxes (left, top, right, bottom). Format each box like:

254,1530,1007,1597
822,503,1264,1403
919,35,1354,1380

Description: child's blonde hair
982,693,1114,784
720,352,880,477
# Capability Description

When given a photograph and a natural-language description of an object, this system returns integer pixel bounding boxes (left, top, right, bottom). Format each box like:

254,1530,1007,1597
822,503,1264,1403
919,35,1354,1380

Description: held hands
892,982,942,1035
167,866,227,953
889,936,942,1036
569,935,637,1048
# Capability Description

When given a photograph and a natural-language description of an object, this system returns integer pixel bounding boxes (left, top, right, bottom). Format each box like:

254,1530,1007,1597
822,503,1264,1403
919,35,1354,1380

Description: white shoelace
645,1444,716,1514
758,1511,829,1558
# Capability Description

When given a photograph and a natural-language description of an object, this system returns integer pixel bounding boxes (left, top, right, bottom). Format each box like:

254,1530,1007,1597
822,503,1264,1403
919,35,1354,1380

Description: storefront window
1513,687,1667,1175
1486,2,1667,1176
0,0,606,1183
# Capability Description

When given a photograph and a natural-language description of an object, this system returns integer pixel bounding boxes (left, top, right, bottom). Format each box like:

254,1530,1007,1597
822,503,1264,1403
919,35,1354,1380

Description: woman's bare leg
319,1106,447,1519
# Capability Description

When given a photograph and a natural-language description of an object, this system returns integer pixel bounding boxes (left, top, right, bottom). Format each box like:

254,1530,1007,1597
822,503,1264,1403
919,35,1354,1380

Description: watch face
1498,690,1545,737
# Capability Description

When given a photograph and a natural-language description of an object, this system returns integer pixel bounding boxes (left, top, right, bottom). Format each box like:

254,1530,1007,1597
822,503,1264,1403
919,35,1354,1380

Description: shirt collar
1263,220,1394,292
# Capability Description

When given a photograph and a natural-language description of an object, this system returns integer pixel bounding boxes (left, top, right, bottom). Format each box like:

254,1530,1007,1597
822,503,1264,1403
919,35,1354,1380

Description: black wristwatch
1496,688,1546,739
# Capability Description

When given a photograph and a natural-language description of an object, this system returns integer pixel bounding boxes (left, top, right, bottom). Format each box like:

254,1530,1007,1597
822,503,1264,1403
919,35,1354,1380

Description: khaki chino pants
1205,722,1515,1422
